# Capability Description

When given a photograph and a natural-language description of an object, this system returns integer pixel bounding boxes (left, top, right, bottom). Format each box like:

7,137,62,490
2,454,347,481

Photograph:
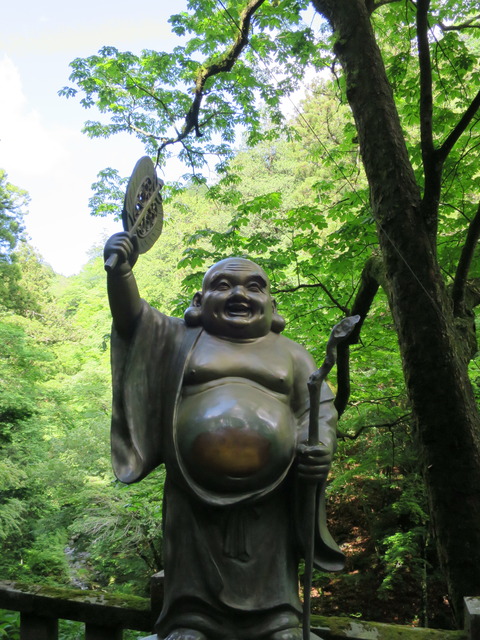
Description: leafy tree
0,171,26,260
0,170,35,314
306,2,480,623
0,177,60,574
0,315,56,579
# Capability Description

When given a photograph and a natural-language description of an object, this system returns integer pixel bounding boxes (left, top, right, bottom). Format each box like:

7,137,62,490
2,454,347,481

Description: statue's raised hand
104,232,139,275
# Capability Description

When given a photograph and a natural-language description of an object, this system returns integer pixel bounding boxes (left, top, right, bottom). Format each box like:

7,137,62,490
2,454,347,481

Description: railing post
150,570,164,623
85,623,123,640
20,612,58,640
465,597,480,640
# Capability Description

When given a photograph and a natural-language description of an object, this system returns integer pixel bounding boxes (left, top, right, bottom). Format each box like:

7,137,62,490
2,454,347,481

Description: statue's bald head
202,257,271,293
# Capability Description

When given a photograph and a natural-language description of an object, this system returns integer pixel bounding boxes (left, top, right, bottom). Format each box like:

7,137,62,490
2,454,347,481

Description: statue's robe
111,301,345,639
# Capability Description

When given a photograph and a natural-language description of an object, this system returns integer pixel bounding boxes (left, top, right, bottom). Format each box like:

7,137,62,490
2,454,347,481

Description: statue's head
184,257,285,338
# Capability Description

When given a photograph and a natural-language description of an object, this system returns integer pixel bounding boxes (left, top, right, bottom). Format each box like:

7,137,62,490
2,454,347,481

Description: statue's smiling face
200,258,274,339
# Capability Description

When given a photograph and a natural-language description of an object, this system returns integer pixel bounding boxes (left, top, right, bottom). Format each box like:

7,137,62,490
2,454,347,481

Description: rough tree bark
310,0,480,623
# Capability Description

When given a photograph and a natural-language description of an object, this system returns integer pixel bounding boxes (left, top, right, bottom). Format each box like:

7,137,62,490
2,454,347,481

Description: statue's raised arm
104,231,142,338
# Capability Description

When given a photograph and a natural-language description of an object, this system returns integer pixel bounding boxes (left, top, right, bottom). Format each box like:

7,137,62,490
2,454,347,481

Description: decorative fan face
122,156,164,254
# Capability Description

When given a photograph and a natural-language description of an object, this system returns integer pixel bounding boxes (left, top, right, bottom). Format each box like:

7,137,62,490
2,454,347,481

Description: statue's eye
215,281,230,291
247,282,262,292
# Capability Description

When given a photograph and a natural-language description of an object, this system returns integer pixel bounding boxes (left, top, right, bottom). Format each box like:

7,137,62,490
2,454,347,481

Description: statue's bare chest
183,331,294,395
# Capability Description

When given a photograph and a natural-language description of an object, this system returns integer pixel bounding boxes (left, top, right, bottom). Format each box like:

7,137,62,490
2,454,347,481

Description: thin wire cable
217,0,242,32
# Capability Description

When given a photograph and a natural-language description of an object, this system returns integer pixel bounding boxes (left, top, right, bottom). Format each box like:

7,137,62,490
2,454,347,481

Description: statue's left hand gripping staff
104,156,164,273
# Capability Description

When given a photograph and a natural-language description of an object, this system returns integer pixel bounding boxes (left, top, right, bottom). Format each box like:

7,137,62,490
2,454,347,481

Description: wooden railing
0,578,156,639
0,575,478,640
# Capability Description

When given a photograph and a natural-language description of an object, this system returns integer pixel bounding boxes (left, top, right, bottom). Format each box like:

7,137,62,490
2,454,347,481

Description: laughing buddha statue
104,232,344,640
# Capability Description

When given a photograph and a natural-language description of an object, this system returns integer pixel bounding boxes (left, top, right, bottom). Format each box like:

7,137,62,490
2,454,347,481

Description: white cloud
0,56,68,176
0,56,123,275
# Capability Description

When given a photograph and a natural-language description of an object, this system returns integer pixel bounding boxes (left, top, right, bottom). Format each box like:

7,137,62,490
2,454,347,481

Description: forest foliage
1,0,480,635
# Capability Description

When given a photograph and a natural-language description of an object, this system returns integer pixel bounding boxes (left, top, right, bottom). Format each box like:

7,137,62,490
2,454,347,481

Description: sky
1,0,188,275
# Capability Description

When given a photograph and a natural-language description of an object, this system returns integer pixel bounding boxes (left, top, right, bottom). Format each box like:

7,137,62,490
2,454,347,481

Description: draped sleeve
110,301,187,484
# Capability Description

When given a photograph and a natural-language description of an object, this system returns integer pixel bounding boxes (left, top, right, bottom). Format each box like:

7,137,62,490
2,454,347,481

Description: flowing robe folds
111,301,345,639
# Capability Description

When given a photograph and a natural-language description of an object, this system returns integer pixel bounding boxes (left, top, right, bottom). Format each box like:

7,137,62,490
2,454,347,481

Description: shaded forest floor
310,483,455,630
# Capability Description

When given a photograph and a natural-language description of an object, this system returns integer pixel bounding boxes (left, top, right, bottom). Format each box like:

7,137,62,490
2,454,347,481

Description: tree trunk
311,0,480,622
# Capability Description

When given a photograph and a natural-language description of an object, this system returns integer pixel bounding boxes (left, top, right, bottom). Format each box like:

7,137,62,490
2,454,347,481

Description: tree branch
369,0,403,15
127,117,208,172
469,279,480,308
452,202,480,316
182,0,266,139
337,413,412,440
465,278,480,312
417,0,434,162
416,0,442,236
439,15,480,31
152,112,236,168
273,281,349,314
127,119,163,142
437,90,480,164
335,256,382,416
126,73,179,133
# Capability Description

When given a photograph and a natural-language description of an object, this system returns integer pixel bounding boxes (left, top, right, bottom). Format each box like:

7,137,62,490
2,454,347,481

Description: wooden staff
302,315,360,640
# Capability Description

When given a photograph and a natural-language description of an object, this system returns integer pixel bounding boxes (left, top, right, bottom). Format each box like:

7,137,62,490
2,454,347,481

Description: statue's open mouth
226,301,251,316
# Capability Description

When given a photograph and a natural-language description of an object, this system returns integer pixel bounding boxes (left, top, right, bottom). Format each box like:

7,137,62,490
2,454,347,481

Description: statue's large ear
270,298,285,334
184,291,203,326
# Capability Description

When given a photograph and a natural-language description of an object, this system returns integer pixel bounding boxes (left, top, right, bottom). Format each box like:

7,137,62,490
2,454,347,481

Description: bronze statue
104,231,345,640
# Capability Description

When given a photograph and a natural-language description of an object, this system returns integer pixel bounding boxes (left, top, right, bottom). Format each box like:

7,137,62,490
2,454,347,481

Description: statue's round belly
176,382,296,493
